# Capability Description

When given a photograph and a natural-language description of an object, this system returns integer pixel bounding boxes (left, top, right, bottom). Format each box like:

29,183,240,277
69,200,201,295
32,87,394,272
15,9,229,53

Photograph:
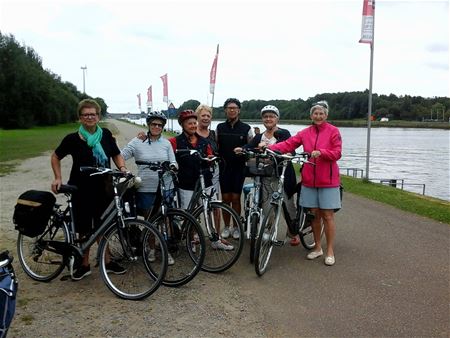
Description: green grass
0,123,80,175
0,122,125,177
341,176,450,224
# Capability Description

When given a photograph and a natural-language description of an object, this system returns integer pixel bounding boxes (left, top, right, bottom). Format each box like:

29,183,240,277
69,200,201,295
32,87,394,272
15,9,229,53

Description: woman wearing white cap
268,101,342,266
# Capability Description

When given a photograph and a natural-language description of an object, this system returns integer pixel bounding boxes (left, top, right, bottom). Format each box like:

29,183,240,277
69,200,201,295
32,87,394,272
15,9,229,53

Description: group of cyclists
51,97,341,280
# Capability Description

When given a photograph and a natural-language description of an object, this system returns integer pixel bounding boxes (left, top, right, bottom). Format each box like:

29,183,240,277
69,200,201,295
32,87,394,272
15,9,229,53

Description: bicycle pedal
273,240,285,247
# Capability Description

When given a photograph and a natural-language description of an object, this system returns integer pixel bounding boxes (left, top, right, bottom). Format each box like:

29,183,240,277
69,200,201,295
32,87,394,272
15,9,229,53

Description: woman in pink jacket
269,101,342,266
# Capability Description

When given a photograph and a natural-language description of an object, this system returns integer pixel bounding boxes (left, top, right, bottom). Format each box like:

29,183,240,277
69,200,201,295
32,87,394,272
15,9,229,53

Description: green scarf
78,125,108,166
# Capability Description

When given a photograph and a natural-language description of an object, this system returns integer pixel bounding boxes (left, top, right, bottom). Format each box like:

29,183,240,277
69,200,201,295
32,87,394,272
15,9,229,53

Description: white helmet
261,105,280,118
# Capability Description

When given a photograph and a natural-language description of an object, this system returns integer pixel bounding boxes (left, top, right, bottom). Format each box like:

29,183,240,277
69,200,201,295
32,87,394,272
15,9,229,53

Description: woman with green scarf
51,99,127,280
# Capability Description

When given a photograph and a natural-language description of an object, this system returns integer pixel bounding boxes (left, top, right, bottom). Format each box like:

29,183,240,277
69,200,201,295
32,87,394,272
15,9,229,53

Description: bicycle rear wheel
193,202,244,273
298,208,324,250
150,209,206,287
98,219,168,300
254,205,280,276
17,220,69,282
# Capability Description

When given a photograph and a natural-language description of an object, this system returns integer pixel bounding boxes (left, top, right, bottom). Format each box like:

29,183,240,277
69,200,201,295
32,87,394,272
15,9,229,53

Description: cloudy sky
1,0,448,114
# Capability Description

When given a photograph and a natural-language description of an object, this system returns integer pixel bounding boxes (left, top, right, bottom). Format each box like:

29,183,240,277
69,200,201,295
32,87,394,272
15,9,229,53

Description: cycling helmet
178,109,197,125
310,100,329,115
261,105,280,118
146,111,167,125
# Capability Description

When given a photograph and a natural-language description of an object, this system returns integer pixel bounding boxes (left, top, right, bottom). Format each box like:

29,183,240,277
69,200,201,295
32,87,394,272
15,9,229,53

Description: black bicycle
177,149,244,273
134,160,206,287
15,167,168,300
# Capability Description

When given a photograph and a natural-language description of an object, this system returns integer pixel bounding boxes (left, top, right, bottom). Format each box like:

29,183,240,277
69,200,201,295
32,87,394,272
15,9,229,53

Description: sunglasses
150,122,164,128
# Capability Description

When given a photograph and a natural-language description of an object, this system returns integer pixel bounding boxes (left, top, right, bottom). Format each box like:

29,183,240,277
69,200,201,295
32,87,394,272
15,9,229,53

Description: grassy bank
340,176,450,224
0,122,117,176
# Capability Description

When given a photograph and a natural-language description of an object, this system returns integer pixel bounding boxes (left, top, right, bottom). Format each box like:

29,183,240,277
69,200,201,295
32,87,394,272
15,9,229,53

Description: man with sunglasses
216,98,253,240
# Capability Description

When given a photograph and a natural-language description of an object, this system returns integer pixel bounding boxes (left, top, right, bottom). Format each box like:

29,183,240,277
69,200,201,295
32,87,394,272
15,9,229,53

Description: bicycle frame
47,168,138,272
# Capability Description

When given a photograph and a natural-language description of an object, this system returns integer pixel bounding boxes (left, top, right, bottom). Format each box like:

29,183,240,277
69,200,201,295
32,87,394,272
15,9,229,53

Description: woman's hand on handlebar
51,178,62,194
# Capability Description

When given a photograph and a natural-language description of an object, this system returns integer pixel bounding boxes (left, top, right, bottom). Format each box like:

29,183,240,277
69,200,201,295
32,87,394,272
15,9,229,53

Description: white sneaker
168,253,175,266
148,249,156,262
324,256,335,266
306,249,323,260
211,240,234,251
221,226,231,239
232,228,240,240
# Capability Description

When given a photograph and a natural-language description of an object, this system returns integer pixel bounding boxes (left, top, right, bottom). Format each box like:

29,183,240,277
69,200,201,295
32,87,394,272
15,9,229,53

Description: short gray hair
310,100,329,115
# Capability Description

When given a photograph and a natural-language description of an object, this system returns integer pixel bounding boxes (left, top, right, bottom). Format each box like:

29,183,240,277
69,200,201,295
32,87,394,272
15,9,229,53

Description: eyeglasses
80,113,99,118
150,122,163,128
226,106,239,110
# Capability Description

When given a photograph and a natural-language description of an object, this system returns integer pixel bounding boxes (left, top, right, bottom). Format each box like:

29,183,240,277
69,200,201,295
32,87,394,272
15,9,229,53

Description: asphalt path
112,118,449,337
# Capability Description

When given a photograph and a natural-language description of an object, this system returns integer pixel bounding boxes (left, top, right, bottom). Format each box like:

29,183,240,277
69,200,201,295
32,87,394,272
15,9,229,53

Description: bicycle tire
98,219,168,300
298,208,324,250
17,219,69,282
192,202,244,273
254,205,280,276
249,213,259,264
150,209,206,287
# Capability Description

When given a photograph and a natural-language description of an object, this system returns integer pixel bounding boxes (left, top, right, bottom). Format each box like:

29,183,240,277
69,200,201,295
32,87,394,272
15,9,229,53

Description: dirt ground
0,120,268,338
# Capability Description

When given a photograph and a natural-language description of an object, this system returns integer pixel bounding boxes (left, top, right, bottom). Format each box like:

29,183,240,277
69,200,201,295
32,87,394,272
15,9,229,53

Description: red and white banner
137,93,141,110
146,86,153,107
359,0,375,44
209,44,219,94
160,73,168,103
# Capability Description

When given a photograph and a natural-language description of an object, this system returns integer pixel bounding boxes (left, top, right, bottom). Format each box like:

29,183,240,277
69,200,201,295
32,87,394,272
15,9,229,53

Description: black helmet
146,111,167,125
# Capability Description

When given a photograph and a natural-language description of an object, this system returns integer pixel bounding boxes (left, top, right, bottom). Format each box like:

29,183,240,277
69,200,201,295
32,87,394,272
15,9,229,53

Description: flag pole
359,0,375,181
365,4,375,181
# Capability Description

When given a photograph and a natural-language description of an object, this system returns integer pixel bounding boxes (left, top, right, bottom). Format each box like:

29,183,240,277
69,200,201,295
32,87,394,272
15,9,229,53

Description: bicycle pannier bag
13,190,56,237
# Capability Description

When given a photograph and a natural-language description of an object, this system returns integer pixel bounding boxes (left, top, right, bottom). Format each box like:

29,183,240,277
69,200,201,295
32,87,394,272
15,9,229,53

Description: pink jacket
269,122,342,188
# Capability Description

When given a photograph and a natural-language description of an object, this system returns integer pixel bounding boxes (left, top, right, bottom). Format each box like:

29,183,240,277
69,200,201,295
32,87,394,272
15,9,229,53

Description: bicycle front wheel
17,220,69,282
193,202,244,273
98,219,168,300
298,208,324,250
249,213,259,264
254,205,280,276
151,209,206,287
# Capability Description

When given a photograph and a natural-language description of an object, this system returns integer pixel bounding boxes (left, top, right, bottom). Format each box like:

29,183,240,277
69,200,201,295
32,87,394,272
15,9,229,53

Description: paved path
111,119,449,337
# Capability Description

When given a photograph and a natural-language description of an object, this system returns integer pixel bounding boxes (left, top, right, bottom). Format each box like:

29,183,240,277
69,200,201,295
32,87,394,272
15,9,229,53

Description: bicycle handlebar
175,149,219,163
79,166,135,178
135,160,177,172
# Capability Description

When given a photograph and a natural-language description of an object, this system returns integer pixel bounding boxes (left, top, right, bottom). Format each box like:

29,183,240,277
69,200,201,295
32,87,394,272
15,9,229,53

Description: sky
1,0,448,114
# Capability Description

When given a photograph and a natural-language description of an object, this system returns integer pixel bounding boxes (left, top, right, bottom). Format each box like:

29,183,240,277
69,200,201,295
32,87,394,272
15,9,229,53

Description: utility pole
81,65,87,93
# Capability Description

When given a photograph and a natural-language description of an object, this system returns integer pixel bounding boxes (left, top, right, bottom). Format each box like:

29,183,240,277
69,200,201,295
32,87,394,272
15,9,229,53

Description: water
126,118,450,201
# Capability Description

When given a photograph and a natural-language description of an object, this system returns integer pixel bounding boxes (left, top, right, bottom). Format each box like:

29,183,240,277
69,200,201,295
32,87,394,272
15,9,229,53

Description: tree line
177,92,449,122
0,33,107,129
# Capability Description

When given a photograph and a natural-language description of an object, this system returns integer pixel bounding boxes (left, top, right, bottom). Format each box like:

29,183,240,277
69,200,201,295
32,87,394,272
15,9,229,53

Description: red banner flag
359,0,375,44
210,44,219,94
160,73,168,103
147,86,153,107
137,93,141,110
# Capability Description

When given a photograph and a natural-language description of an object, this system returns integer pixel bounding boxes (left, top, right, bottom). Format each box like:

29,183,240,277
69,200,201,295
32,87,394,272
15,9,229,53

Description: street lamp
81,65,87,93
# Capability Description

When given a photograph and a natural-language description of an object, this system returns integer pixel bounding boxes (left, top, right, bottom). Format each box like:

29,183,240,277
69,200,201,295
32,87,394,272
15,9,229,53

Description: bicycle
254,149,319,276
239,149,273,264
15,167,168,300
134,160,207,287
176,149,244,273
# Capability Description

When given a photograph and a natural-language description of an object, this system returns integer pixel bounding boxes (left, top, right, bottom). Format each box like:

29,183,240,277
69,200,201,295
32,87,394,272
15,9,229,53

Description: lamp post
81,65,87,93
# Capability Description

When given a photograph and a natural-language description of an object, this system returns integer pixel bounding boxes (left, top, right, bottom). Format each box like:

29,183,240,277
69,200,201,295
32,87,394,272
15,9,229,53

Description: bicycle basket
13,190,56,237
244,157,275,177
